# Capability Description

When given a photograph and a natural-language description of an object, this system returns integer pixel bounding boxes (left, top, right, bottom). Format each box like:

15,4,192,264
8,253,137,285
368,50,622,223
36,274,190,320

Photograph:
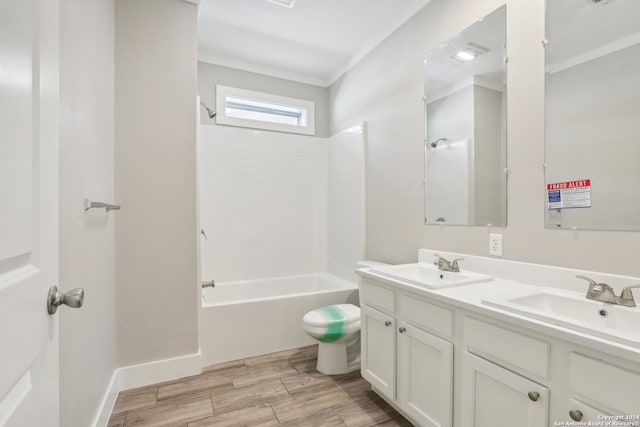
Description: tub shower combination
198,123,366,367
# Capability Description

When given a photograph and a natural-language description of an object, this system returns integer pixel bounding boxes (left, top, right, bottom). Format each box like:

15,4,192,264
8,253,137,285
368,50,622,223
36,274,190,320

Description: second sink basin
483,289,640,348
370,263,493,289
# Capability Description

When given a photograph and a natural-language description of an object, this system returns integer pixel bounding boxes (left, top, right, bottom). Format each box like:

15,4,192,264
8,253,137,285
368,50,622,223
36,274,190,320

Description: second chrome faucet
576,275,640,307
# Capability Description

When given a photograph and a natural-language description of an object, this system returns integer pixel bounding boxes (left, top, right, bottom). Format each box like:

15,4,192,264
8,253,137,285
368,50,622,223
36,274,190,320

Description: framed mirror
424,5,507,226
544,0,640,231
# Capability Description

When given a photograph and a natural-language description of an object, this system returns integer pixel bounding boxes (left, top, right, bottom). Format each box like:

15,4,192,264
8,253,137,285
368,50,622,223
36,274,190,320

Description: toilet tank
356,260,390,269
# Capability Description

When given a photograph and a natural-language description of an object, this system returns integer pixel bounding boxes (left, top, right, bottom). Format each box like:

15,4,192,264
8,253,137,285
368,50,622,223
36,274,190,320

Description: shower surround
198,123,365,285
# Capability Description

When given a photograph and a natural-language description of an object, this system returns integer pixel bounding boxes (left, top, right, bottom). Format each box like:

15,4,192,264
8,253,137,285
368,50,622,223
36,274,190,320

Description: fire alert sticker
547,179,591,210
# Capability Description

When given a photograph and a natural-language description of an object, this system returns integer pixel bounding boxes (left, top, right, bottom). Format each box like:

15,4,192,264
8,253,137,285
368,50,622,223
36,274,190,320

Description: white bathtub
199,273,359,366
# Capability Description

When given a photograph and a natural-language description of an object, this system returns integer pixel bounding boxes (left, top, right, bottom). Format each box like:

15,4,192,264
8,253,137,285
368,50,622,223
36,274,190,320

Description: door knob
47,286,84,314
384,321,392,327
398,327,406,333
527,391,540,402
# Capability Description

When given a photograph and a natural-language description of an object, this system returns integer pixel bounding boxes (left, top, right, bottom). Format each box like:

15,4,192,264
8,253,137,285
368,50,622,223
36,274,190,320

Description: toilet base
316,334,361,375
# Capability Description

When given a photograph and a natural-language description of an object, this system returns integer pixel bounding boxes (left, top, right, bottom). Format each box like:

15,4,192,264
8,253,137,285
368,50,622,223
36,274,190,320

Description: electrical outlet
489,233,503,256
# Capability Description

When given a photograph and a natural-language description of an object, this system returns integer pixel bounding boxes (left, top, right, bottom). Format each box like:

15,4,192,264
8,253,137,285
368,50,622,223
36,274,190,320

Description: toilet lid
303,304,360,327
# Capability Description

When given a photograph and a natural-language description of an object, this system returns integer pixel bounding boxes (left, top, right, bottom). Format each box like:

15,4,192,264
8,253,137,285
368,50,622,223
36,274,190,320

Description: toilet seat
303,304,360,343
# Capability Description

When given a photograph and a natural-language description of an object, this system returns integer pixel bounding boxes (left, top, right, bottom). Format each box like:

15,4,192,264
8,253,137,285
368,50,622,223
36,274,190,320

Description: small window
215,85,315,135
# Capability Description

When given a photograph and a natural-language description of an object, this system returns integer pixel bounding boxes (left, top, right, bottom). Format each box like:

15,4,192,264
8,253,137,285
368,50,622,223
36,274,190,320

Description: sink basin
370,263,493,289
483,289,640,348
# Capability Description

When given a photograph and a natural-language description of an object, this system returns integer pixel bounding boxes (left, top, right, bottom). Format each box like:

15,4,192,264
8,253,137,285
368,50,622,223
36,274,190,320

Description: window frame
215,85,316,135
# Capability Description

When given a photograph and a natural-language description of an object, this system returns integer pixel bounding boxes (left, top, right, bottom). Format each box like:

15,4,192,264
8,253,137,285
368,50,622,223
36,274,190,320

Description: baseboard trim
91,370,119,427
92,350,202,427
115,350,202,391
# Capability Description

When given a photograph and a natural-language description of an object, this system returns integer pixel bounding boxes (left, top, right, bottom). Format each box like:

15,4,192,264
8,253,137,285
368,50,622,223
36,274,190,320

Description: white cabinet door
398,323,453,427
361,305,396,400
0,0,61,425
461,352,548,427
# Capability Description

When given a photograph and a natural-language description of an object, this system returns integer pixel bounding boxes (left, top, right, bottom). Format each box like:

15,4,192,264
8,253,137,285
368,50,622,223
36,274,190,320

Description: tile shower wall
199,125,328,282
327,124,366,283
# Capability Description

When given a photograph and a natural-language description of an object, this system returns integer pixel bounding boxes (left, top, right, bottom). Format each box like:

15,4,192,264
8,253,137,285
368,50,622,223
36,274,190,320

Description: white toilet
302,303,361,375
302,260,389,375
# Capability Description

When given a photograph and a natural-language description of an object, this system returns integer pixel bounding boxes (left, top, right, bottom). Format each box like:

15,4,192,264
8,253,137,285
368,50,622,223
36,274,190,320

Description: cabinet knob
384,321,392,327
399,327,406,333
527,391,540,402
569,410,583,421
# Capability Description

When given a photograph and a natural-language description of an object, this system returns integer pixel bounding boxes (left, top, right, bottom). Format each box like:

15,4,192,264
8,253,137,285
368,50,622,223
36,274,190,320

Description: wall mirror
545,0,640,231
424,5,507,226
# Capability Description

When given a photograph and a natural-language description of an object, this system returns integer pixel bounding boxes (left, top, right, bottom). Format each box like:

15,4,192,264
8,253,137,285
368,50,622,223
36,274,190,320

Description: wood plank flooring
108,345,412,427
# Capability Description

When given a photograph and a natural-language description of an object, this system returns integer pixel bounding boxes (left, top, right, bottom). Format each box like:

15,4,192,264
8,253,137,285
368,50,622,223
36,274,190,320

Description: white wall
115,0,199,365
198,62,330,137
59,0,117,426
199,126,328,282
330,0,640,276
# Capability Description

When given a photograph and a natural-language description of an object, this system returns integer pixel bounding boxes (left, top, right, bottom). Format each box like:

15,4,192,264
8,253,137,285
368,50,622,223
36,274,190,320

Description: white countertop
357,258,640,363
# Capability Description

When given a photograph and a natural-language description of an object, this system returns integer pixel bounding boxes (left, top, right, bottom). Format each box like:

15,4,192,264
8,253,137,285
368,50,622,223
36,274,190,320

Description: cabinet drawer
569,353,640,414
460,351,549,427
360,280,395,314
464,317,549,380
400,294,453,339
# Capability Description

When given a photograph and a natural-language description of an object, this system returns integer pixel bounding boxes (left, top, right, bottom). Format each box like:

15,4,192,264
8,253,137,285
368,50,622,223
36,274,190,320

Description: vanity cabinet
360,279,453,427
460,351,548,427
359,272,640,427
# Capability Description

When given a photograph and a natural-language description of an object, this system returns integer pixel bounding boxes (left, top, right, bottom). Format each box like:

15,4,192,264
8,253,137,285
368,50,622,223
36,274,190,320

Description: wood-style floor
107,345,412,427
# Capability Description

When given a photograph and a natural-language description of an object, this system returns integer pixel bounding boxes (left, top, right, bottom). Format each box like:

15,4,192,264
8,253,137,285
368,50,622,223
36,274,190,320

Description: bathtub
199,273,359,366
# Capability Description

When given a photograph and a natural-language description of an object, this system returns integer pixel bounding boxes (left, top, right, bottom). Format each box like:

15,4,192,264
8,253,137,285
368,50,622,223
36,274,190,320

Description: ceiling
198,0,433,87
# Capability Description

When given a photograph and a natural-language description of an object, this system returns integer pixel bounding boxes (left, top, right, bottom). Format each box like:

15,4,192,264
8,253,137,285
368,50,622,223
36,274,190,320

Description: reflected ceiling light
265,0,295,8
453,43,489,62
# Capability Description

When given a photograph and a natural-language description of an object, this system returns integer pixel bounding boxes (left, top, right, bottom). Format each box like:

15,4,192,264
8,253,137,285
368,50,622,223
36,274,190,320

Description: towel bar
84,199,121,212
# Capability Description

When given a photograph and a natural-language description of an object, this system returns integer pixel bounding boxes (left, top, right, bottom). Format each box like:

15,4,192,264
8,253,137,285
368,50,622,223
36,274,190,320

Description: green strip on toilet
318,305,345,343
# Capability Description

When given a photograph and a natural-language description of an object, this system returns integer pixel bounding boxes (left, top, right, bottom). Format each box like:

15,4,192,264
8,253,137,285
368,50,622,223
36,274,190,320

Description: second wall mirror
545,0,640,231
424,5,507,227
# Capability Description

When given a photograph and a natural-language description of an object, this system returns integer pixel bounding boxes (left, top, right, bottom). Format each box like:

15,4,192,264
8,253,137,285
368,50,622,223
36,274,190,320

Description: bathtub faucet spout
202,280,215,288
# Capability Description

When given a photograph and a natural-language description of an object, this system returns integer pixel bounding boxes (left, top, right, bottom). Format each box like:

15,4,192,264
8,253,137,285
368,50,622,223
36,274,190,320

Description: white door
460,352,548,427
0,0,61,426
360,306,396,401
398,323,453,427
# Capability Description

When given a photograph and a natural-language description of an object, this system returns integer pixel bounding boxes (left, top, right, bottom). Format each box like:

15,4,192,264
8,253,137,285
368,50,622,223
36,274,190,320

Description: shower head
200,102,216,118
430,138,447,148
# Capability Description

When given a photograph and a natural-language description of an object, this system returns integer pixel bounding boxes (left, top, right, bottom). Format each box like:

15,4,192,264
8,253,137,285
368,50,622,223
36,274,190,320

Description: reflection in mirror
545,0,640,231
424,5,507,226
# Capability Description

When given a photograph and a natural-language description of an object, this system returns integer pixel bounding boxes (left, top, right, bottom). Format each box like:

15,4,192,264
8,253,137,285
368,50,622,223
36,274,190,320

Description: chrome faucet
576,275,640,307
577,275,618,304
433,254,463,272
